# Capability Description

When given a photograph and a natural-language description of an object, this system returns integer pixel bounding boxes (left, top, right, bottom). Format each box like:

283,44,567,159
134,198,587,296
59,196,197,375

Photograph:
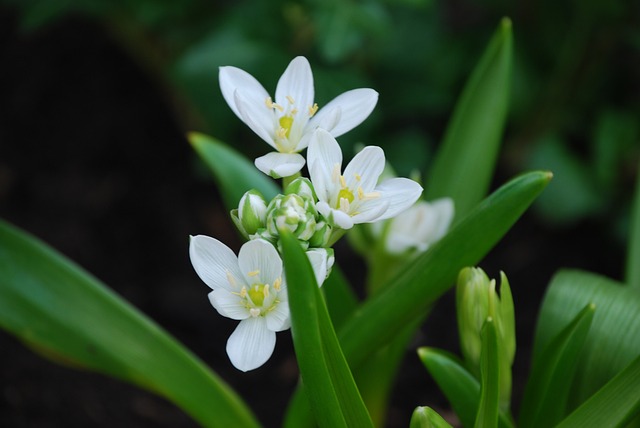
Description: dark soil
0,9,625,428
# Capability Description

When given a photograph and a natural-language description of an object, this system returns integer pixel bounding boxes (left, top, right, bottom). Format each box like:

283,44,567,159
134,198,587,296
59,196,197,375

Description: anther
309,103,319,116
339,175,347,188
286,95,295,104
248,270,260,277
273,277,282,291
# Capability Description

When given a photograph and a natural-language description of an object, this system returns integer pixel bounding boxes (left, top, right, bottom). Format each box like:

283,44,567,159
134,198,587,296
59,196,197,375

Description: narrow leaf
519,303,595,428
322,264,359,330
410,406,454,428
0,219,260,428
280,231,372,428
556,354,640,428
626,159,640,289
426,18,513,220
475,318,500,428
189,132,280,211
285,171,551,426
418,348,513,428
533,270,640,408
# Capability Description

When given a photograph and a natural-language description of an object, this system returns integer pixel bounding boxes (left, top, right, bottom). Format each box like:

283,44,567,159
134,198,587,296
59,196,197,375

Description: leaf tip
500,17,512,33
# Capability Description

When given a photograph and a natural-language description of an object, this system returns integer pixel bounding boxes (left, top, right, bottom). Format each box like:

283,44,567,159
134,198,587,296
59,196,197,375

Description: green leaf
0,219,260,428
426,18,513,220
626,158,640,289
475,318,500,428
189,132,280,211
519,303,595,428
285,171,550,426
338,171,550,369
410,406,454,428
280,231,372,428
322,265,359,330
533,270,640,409
418,348,513,428
556,354,640,428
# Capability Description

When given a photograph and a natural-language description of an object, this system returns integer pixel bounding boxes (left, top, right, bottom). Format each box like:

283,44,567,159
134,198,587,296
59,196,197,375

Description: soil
0,9,625,428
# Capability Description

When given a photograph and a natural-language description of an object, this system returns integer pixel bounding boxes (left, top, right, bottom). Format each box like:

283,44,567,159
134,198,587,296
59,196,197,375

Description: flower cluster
190,57,424,371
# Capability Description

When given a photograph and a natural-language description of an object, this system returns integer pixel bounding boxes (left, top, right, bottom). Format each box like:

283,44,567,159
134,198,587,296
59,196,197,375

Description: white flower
189,235,333,371
307,129,423,230
219,56,379,178
380,198,454,254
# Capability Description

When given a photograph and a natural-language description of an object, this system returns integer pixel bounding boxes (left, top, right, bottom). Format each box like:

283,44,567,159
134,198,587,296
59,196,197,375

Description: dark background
0,5,630,428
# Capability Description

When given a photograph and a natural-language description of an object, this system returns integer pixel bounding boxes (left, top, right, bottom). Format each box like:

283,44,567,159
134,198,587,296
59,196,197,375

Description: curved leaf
0,219,260,428
426,18,513,220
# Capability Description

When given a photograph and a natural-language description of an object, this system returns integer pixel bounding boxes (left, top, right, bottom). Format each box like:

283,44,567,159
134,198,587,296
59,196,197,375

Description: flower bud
234,190,268,236
266,194,318,244
456,267,515,410
284,177,316,200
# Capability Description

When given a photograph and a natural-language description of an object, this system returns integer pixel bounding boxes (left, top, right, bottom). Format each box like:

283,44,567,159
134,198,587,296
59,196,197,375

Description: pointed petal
226,317,276,372
310,88,378,137
219,66,270,120
317,202,354,229
372,178,423,221
234,90,277,148
305,248,329,286
350,198,390,224
307,105,342,135
189,235,242,292
308,129,342,203
265,299,290,332
208,290,249,320
238,239,283,286
255,152,305,178
343,146,385,191
275,56,314,117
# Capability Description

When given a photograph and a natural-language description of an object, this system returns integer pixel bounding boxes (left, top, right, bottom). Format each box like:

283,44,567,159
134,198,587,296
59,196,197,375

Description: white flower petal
226,317,276,372
310,88,378,138
219,66,270,121
254,152,305,178
305,248,331,287
238,239,283,286
208,290,249,320
307,129,342,203
343,146,385,191
189,235,242,292
330,207,355,229
429,198,455,241
275,57,314,118
350,198,390,224
265,299,291,332
372,178,423,221
307,105,342,135
386,234,429,254
234,90,277,149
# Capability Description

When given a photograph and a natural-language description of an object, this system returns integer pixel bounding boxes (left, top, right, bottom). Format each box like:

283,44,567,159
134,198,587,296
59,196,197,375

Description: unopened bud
236,190,268,236
285,177,316,200
266,194,317,242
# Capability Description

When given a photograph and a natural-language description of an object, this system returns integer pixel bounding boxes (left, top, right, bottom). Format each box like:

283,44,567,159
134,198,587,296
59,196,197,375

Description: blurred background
0,0,638,426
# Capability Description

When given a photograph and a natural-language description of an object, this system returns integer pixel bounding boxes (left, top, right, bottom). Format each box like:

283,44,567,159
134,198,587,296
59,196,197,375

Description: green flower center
248,283,267,307
279,115,294,139
338,187,355,205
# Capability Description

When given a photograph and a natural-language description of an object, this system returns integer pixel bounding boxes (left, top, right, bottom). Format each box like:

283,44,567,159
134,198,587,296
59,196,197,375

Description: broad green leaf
519,303,595,428
426,18,513,220
189,132,280,211
410,406,454,428
475,319,500,428
0,219,259,428
280,231,372,428
418,348,513,428
533,270,640,409
556,354,640,428
285,171,551,426
626,158,640,289
322,264,359,330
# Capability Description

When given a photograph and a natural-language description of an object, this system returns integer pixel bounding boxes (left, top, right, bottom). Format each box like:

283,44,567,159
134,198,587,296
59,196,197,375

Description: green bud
266,194,317,242
284,177,316,200
309,220,332,247
409,406,452,428
456,267,515,410
237,190,268,236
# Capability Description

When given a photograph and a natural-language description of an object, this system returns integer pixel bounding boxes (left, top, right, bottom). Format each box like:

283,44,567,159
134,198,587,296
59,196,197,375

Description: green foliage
410,406,453,428
0,219,259,428
474,319,500,428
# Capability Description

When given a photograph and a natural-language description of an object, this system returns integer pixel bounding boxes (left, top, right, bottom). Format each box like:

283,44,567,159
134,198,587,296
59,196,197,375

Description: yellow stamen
247,270,260,277
357,187,365,199
309,103,319,117
354,174,361,181
239,286,247,298
339,175,347,188
286,95,295,104
279,115,294,139
226,271,237,287
273,277,282,291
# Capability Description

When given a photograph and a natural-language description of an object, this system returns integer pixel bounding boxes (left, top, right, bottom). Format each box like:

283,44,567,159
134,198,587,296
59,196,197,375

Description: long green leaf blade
410,407,454,428
519,303,595,428
0,219,260,428
426,18,513,220
285,171,551,427
189,132,280,211
533,270,640,408
339,171,551,369
280,231,372,428
626,159,640,289
475,318,500,428
556,354,640,428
